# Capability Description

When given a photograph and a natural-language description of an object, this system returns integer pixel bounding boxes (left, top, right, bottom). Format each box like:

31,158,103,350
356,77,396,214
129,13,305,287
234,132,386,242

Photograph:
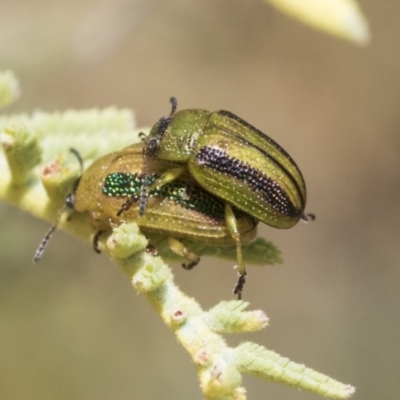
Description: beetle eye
146,138,160,156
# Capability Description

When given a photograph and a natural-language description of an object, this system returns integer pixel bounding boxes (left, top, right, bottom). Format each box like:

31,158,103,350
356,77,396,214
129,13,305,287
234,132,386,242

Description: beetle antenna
169,97,178,117
138,131,147,141
139,146,149,217
33,204,67,263
139,98,178,217
69,148,84,173
68,148,84,198
34,148,84,263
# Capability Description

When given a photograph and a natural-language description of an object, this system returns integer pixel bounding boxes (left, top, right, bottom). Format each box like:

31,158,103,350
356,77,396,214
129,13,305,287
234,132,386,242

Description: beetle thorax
154,109,210,162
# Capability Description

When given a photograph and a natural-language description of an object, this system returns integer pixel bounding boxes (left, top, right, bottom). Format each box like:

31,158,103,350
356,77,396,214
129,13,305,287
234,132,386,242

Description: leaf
265,0,370,45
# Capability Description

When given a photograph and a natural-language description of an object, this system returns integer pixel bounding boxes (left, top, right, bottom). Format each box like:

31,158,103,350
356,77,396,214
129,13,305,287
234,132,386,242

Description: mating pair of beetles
39,98,312,299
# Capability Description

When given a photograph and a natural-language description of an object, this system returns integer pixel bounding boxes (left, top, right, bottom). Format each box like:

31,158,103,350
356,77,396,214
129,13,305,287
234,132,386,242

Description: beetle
141,98,313,292
36,144,259,298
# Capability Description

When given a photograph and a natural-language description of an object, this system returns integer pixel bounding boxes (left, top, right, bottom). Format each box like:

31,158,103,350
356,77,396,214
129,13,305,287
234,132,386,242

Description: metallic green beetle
141,99,312,292
35,144,260,297
143,98,309,229
73,143,258,288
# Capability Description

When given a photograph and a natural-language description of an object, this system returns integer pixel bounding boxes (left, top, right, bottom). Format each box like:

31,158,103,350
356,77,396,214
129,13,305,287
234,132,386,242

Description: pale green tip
1,120,42,185
265,0,370,45
0,70,20,109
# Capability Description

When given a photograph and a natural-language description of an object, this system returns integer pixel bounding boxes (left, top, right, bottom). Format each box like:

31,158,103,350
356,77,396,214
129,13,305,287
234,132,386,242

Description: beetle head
145,116,172,156
144,97,178,156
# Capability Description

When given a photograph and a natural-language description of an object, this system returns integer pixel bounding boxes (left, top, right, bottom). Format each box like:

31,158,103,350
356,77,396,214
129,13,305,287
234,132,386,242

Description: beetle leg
224,204,246,299
167,236,200,270
139,166,186,217
145,243,159,257
148,166,186,190
93,230,104,254
117,196,137,216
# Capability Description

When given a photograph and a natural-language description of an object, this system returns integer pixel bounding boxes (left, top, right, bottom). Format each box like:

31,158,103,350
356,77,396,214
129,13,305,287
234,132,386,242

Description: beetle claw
301,213,316,222
118,197,136,217
233,273,246,300
146,243,158,257
93,230,104,254
182,258,200,270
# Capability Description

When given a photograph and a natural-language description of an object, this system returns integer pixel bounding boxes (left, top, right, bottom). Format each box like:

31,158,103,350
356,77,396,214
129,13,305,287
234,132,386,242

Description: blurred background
0,1,399,399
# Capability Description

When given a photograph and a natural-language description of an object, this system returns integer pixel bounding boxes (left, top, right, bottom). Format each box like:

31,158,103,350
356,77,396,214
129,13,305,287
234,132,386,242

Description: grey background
0,1,399,399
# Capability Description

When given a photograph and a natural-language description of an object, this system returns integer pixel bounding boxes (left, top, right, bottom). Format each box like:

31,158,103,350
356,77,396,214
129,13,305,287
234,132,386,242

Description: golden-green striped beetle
35,144,260,297
75,143,257,275
143,98,310,227
141,98,313,292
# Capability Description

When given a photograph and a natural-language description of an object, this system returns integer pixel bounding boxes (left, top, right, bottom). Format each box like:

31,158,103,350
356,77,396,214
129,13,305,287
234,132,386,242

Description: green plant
0,71,355,400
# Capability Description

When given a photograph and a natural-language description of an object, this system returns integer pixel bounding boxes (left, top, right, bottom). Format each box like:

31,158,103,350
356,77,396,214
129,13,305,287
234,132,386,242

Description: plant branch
0,71,354,400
